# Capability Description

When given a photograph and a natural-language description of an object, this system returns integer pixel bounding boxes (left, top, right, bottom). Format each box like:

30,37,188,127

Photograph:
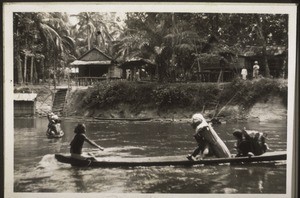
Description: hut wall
81,50,109,61
237,57,246,69
241,56,285,78
14,101,36,116
108,65,122,78
78,66,109,77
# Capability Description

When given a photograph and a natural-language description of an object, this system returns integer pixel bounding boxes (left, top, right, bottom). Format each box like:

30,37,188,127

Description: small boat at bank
93,117,152,121
46,131,64,138
55,151,286,168
46,122,64,138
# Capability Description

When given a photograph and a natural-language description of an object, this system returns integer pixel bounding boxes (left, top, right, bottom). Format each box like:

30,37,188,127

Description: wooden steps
52,88,68,116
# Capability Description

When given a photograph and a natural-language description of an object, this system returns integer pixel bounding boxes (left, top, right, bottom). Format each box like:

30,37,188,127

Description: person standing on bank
253,61,260,79
70,123,104,160
187,113,231,161
241,66,248,80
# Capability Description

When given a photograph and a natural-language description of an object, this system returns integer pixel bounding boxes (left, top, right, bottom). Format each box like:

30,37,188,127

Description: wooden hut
192,35,237,82
238,45,287,78
119,58,156,81
70,48,121,85
14,93,37,117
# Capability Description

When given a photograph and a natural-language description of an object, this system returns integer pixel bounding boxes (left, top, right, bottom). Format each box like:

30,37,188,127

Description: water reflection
227,165,286,193
14,117,36,128
13,117,287,193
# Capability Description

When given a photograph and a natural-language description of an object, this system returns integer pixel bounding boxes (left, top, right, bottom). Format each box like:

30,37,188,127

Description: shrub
80,78,287,112
220,78,287,109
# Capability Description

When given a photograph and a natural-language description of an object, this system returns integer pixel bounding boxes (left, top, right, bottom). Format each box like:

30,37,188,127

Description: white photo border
3,2,298,198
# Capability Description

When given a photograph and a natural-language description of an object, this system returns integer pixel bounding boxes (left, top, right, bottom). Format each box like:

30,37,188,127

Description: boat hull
55,151,286,168
47,131,64,139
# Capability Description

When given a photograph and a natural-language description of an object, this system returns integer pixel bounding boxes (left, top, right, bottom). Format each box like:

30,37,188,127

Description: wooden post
133,67,137,81
16,54,23,84
34,57,38,84
23,55,27,83
130,69,134,81
217,70,223,83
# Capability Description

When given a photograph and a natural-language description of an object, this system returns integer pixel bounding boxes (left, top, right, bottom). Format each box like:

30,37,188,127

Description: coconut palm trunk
16,53,23,84
256,16,270,78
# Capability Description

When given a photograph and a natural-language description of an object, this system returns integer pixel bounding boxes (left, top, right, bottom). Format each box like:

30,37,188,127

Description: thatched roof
14,93,37,101
120,58,156,69
70,60,111,66
70,48,114,66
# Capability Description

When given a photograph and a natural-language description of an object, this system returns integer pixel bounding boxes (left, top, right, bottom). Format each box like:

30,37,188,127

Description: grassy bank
65,78,287,121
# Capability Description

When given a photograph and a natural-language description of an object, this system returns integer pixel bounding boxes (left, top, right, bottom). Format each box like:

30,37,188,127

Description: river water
14,117,287,194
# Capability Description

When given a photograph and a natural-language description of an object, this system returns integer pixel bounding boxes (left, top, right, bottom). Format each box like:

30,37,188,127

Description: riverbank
14,78,288,122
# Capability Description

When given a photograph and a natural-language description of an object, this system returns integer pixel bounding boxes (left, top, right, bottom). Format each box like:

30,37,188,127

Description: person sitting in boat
70,123,104,161
46,113,62,136
187,113,231,161
233,128,270,157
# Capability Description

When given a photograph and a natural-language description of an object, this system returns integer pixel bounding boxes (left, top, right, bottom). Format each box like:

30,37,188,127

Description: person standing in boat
232,128,270,157
70,123,104,160
187,113,231,161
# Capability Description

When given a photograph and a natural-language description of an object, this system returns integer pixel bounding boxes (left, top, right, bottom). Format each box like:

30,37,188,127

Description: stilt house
70,48,121,85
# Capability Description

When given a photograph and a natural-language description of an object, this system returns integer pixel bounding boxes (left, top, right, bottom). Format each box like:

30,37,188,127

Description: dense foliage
14,11,288,84
79,79,287,113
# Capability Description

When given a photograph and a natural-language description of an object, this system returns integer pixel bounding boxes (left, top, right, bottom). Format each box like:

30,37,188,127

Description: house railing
194,71,235,82
75,77,121,86
74,72,236,85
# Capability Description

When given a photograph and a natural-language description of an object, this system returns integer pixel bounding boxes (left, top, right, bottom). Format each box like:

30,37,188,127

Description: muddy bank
64,88,287,123
15,81,287,123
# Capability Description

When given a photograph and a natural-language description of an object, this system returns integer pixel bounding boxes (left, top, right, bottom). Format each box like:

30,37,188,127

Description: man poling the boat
187,113,231,161
232,128,271,157
70,123,104,161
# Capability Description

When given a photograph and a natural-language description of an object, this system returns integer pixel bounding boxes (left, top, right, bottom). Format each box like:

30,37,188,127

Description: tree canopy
13,12,288,84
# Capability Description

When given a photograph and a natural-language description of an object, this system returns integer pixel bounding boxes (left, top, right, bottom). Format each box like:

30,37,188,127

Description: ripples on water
13,118,287,193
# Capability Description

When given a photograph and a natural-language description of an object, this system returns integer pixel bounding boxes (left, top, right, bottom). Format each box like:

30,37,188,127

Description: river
13,117,287,194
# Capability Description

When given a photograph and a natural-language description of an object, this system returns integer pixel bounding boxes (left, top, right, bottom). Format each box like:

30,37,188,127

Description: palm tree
34,12,76,86
71,12,120,55
13,12,76,85
116,13,205,82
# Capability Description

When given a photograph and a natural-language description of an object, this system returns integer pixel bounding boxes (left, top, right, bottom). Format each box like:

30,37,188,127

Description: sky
67,12,126,26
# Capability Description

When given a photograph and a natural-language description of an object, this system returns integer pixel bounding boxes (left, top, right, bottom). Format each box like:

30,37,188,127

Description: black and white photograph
3,2,298,198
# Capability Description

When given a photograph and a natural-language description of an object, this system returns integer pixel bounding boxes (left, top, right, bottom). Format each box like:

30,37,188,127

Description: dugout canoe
93,117,152,121
54,151,286,168
46,131,64,139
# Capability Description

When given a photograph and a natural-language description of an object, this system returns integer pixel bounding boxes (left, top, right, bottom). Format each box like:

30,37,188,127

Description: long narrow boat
46,131,64,139
93,117,152,121
55,151,286,168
